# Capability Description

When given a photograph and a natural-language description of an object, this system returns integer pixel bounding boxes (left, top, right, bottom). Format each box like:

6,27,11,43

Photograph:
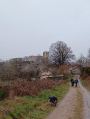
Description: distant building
9,58,23,62
43,51,49,63
25,51,49,64
43,51,49,59
9,51,49,65
25,56,43,64
26,56,38,63
39,71,51,80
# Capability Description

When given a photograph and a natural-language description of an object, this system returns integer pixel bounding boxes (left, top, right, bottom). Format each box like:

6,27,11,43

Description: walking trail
46,81,90,119
79,82,90,119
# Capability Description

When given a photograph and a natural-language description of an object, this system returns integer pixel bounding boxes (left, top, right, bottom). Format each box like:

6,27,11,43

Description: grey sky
0,0,90,60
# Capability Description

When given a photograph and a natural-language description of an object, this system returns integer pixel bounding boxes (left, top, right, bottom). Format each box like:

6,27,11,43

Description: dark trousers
75,82,77,87
72,82,74,87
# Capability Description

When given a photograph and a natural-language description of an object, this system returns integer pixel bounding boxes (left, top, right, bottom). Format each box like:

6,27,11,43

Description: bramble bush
9,79,60,98
81,67,90,78
81,67,90,88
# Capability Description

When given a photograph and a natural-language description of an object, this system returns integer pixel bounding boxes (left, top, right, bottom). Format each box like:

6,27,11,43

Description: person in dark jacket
75,78,78,87
70,78,74,87
48,96,58,106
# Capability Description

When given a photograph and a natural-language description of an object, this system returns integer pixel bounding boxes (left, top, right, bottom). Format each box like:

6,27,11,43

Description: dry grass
8,79,60,98
73,87,84,119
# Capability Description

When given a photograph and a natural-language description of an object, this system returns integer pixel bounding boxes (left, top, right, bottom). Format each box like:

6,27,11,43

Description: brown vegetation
50,64,69,77
84,76,90,86
81,67,90,87
8,79,61,98
19,70,36,79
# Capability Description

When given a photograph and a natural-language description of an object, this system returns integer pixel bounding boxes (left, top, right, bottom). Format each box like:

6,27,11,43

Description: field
0,79,69,119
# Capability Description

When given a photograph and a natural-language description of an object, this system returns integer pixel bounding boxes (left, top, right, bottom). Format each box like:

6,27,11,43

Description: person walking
70,78,74,87
75,78,78,87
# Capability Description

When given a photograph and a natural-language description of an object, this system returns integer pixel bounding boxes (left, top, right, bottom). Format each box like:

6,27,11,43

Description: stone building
25,51,49,64
25,56,43,64
43,51,49,59
43,51,49,63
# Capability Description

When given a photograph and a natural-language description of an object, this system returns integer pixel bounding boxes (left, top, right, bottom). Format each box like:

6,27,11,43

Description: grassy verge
80,77,90,91
80,79,88,88
73,88,83,119
80,78,90,91
0,81,69,119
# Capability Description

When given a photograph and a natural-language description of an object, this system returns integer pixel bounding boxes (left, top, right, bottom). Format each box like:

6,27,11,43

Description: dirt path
46,86,78,119
46,81,90,119
79,81,90,119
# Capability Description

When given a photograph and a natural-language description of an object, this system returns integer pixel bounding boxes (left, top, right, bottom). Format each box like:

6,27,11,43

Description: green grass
80,79,88,88
0,81,69,119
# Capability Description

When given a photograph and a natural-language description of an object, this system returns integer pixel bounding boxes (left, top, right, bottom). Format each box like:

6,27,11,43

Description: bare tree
10,58,23,78
49,41,75,66
0,61,16,83
76,55,87,71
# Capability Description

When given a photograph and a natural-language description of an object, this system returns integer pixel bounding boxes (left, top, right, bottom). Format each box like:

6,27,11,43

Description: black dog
48,96,58,106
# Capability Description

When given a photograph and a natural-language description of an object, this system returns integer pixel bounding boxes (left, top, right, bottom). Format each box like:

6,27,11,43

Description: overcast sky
0,0,90,60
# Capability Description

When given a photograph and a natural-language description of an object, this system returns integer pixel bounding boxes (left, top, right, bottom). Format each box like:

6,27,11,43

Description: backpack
75,79,78,83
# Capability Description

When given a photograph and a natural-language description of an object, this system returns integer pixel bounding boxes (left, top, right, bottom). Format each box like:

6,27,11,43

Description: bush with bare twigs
9,79,60,98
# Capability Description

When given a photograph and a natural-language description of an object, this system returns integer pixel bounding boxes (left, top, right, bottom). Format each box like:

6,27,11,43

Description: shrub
19,70,36,79
9,79,59,98
81,67,90,79
0,88,7,100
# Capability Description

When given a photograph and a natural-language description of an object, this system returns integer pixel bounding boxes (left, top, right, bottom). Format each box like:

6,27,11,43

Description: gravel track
79,81,90,119
46,80,90,119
